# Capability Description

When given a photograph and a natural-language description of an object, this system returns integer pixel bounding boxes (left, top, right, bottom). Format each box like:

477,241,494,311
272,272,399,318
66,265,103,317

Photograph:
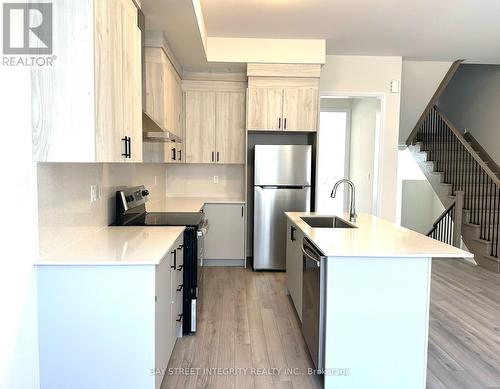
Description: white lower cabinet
37,233,184,389
286,219,304,321
203,203,245,265
156,234,184,389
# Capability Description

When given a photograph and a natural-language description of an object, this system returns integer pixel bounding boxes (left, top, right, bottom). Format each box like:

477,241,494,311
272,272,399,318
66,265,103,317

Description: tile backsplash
37,163,167,257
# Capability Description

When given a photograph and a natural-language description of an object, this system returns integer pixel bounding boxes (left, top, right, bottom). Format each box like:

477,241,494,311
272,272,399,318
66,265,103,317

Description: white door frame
318,91,386,216
317,107,352,213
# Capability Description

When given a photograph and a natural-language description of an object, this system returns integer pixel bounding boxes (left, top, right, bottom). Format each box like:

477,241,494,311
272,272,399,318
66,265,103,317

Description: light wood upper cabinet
32,0,142,163
246,64,320,132
282,88,318,131
144,47,183,163
247,85,318,132
247,88,283,131
184,82,246,164
185,91,216,164
216,92,246,164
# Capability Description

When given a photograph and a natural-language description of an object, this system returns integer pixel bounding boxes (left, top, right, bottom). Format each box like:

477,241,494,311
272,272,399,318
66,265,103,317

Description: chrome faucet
330,179,357,223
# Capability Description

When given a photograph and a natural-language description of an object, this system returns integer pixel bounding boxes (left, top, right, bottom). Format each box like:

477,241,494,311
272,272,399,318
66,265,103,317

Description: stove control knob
126,195,134,202
142,190,149,197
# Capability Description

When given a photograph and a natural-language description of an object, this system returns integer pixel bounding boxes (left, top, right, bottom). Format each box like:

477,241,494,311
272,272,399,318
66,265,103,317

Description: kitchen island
285,212,473,389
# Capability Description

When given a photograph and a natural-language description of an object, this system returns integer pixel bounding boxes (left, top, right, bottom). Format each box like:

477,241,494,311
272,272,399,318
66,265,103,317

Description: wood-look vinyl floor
162,260,500,389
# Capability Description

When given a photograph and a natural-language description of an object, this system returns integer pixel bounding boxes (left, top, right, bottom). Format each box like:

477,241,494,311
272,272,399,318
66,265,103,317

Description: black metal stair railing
411,105,500,258
427,191,463,247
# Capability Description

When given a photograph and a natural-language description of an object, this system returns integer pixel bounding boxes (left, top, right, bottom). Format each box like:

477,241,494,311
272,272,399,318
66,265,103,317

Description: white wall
320,55,402,221
37,163,167,257
349,98,381,214
438,64,500,165
166,164,245,198
399,60,452,144
396,149,444,232
0,65,39,388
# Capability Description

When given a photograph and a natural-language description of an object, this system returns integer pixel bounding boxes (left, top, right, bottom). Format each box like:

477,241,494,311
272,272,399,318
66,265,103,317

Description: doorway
316,107,350,213
316,96,382,215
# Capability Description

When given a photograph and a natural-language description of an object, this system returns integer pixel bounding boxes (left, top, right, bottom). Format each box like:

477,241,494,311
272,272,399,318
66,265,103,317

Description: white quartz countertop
36,226,185,265
148,196,246,213
286,212,474,259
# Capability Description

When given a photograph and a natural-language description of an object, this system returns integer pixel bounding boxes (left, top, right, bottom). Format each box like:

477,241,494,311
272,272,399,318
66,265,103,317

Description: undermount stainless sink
300,216,356,229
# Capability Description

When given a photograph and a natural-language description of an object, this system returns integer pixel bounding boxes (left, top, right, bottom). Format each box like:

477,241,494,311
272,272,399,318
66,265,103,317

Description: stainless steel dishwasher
301,237,326,370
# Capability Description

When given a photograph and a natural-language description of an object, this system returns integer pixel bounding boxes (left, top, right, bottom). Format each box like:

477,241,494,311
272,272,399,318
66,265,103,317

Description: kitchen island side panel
37,265,156,389
323,257,432,389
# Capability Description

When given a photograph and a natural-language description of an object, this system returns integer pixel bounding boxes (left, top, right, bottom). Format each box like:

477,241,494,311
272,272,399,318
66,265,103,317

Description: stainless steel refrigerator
253,145,312,270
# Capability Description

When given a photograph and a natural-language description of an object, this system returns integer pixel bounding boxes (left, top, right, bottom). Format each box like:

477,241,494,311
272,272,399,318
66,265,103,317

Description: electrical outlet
90,184,100,203
213,175,219,184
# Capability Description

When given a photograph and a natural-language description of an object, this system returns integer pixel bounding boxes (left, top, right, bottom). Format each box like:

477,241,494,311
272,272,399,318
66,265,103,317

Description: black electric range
114,185,207,335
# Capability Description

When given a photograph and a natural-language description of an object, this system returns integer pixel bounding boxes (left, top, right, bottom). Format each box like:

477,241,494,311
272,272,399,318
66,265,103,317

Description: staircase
407,105,500,273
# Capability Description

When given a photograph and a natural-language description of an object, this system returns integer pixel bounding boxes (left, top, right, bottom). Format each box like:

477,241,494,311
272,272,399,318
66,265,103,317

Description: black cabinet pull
284,118,287,130
211,151,215,162
241,206,244,217
176,313,183,322
177,244,184,250
178,149,182,161
176,284,183,292
171,148,176,161
216,151,220,162
177,264,183,271
291,225,296,241
171,250,176,269
278,117,281,129
121,136,131,158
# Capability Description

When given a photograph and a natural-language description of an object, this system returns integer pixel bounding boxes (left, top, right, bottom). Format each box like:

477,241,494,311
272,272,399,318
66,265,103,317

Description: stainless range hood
142,111,182,143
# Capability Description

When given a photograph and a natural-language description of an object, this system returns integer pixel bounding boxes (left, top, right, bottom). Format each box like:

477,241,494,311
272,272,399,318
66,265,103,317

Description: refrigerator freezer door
254,145,312,186
253,186,311,270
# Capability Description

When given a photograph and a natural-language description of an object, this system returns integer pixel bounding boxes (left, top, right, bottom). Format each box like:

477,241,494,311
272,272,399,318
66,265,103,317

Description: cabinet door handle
122,136,131,158
171,250,176,269
127,137,132,158
241,206,244,217
278,117,281,129
178,149,182,161
216,151,220,162
177,264,183,271
176,284,183,292
171,148,176,161
176,313,183,322
284,118,287,130
290,225,296,241
211,151,215,162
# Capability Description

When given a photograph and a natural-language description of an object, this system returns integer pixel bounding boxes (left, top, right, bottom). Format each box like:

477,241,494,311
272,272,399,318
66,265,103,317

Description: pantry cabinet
32,0,142,163
184,82,246,164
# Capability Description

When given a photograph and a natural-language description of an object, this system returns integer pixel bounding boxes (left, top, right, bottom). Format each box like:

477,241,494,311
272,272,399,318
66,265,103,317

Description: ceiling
143,0,500,72
142,0,246,73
